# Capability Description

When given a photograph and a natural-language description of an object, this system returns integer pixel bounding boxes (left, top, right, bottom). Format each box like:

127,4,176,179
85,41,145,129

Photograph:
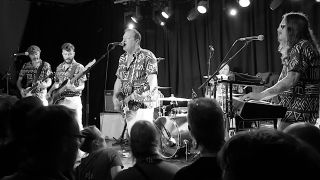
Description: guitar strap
33,61,44,84
68,64,78,81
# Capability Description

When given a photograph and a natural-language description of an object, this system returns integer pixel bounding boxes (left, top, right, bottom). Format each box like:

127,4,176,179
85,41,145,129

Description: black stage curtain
17,0,320,127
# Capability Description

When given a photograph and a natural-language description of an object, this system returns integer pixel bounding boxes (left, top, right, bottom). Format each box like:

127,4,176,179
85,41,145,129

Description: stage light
187,8,199,21
187,0,208,21
161,6,172,19
238,0,250,7
229,8,238,16
131,5,142,23
127,23,135,29
197,1,208,14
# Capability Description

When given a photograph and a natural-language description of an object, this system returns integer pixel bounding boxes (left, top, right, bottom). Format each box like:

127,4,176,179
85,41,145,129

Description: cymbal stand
199,40,254,139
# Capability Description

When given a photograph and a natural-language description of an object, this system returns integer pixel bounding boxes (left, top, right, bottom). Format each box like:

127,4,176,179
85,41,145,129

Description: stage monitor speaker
100,112,125,140
104,90,119,112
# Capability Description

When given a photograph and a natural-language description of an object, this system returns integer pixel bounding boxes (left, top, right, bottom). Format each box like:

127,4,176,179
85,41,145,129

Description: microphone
109,42,124,46
238,35,264,41
13,52,29,56
209,45,214,52
156,57,165,61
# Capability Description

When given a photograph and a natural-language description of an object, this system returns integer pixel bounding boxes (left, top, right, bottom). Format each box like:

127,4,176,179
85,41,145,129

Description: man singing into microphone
241,12,320,130
16,45,52,105
112,28,159,137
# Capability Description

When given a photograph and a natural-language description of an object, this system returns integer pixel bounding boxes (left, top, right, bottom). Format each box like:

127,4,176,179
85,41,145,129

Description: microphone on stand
109,42,124,46
209,45,214,52
238,35,264,41
13,52,29,56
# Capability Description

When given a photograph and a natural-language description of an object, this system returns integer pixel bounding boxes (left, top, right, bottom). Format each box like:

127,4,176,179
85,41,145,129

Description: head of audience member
80,125,107,154
278,12,319,58
130,120,159,160
27,45,41,61
283,122,320,154
218,129,320,180
0,95,19,141
61,42,75,64
25,105,80,172
187,97,225,153
9,96,43,140
122,28,141,54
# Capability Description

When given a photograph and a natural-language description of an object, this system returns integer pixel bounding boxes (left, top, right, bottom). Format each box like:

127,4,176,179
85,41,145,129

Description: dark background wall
1,0,320,127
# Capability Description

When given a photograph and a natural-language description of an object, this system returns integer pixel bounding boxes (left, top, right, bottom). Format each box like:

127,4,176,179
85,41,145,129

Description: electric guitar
48,59,96,104
116,83,157,116
21,73,55,97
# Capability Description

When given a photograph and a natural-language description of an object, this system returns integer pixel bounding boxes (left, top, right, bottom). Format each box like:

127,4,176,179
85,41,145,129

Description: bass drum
154,115,194,159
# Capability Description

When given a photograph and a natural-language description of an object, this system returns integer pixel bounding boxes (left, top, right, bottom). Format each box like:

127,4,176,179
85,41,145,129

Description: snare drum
154,115,194,159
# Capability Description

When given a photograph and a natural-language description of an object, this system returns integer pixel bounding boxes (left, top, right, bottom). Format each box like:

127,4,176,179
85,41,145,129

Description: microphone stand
198,39,253,139
85,72,90,127
78,43,117,127
2,55,17,95
198,39,252,90
205,49,214,97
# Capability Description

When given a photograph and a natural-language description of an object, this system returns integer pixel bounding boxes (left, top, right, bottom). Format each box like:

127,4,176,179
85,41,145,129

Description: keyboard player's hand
240,92,264,101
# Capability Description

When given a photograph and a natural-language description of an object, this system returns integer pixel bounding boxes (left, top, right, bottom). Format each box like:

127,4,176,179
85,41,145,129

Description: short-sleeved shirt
18,60,52,100
55,60,87,97
114,159,179,180
173,156,222,180
75,148,123,180
116,48,158,96
278,39,320,123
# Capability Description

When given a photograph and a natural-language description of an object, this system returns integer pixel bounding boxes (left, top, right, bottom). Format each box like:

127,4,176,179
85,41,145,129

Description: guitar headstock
85,59,96,69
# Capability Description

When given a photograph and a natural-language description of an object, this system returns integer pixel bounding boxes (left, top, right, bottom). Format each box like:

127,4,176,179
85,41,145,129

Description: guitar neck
69,65,92,84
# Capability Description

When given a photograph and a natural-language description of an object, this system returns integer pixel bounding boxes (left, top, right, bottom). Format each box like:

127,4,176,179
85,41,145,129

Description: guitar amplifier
104,90,119,112
100,112,125,140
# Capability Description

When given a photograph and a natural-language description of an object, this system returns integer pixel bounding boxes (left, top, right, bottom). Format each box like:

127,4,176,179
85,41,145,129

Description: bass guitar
48,59,96,104
21,73,55,97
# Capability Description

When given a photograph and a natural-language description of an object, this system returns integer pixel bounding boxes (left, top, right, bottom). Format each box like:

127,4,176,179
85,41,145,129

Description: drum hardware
154,115,199,159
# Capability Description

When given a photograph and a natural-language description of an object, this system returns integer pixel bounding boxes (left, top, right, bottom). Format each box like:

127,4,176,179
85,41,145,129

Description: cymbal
159,97,190,101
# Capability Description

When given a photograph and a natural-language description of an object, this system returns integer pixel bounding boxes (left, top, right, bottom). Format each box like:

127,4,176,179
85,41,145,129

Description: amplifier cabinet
100,112,125,140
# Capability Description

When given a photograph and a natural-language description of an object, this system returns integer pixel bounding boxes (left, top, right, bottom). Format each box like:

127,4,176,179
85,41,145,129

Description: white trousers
126,108,154,136
58,96,83,130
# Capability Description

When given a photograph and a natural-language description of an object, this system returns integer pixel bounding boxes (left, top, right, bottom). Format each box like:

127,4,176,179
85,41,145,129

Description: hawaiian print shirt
116,48,158,96
55,60,87,97
278,39,320,123
19,60,52,100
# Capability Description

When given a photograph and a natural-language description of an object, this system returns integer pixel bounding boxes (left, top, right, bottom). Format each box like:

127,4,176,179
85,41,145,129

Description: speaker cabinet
100,112,125,140
104,90,118,112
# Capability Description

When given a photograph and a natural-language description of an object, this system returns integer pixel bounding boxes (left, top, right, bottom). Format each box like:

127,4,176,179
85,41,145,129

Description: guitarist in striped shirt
47,43,87,130
113,29,159,137
16,45,52,106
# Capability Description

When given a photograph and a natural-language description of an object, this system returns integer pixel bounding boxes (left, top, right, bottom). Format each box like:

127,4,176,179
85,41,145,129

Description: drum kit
152,92,199,160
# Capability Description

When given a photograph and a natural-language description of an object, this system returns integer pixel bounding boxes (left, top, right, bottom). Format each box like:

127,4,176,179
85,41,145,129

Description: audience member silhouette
283,122,320,154
114,120,179,180
0,95,18,144
2,105,81,180
218,129,320,180
0,96,41,179
75,125,123,180
173,97,224,180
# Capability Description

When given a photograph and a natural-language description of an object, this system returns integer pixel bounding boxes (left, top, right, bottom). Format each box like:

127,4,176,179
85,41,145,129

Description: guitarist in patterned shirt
16,45,52,106
47,43,87,130
113,28,159,137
